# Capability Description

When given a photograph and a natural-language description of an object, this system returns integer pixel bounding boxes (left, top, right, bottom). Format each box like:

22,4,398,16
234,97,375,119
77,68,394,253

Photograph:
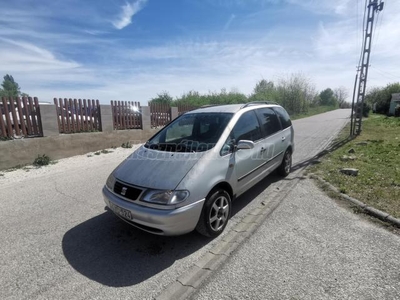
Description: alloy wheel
208,196,229,231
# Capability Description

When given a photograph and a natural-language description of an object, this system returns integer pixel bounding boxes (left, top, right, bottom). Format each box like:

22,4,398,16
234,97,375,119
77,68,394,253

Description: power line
370,65,400,80
357,0,368,69
356,0,359,62
372,10,380,48
371,6,382,52
374,0,386,46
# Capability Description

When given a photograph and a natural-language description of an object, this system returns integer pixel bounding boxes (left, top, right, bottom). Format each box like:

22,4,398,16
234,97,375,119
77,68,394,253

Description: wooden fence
149,103,171,127
111,101,142,130
0,97,43,139
54,98,101,133
177,103,198,115
1,97,192,140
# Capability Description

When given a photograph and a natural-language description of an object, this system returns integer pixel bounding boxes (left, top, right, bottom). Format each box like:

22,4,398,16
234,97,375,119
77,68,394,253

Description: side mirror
237,140,255,150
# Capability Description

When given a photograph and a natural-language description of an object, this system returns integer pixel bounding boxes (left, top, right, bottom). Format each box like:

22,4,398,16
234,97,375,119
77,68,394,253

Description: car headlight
141,190,190,205
106,174,116,190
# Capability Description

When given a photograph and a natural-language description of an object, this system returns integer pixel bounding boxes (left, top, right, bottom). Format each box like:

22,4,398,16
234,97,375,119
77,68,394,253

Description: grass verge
291,105,338,120
310,114,400,219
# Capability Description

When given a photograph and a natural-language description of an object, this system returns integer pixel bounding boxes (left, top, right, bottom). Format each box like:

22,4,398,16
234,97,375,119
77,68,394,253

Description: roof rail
240,101,279,109
200,104,220,108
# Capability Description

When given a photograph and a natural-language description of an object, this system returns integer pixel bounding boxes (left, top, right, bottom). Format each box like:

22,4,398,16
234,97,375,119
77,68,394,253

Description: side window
273,107,292,129
232,111,262,142
220,111,261,156
256,108,281,137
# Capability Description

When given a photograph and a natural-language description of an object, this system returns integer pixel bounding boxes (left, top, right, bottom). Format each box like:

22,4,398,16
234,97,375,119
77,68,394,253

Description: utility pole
352,0,384,136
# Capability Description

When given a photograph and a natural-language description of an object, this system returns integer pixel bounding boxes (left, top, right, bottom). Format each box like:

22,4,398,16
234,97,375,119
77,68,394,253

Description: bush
33,154,51,166
365,82,400,114
363,102,371,117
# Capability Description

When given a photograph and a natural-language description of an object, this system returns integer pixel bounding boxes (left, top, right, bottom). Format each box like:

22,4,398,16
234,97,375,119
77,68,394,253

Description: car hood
114,146,204,190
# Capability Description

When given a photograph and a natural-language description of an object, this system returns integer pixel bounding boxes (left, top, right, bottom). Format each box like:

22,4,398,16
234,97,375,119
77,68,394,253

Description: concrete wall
0,129,159,170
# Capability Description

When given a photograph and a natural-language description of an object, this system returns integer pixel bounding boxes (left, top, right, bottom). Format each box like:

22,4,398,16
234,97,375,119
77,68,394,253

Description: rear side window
256,108,281,137
273,107,292,129
232,111,262,142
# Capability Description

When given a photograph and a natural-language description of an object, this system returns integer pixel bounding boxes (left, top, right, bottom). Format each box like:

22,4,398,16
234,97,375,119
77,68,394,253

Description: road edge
309,174,400,228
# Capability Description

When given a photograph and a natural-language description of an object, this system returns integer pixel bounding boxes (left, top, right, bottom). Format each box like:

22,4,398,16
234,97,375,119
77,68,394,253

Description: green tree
254,79,274,94
174,89,247,107
149,91,174,105
175,90,204,106
249,79,276,102
275,73,316,115
0,74,21,98
212,88,247,104
319,88,337,106
151,74,323,115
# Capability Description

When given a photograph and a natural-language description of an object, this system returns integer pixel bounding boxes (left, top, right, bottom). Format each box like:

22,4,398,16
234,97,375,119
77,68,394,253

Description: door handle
281,137,286,141
260,147,266,153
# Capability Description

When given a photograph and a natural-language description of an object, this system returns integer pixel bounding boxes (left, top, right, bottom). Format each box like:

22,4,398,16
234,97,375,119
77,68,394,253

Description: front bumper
102,186,205,236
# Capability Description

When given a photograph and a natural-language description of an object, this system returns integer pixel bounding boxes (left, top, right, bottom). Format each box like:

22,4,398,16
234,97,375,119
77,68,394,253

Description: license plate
109,202,133,220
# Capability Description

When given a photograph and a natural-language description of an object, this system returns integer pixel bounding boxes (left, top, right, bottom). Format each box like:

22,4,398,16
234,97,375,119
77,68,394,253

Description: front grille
114,181,143,201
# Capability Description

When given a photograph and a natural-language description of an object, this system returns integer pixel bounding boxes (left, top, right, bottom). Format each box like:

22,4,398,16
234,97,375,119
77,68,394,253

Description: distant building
389,93,400,116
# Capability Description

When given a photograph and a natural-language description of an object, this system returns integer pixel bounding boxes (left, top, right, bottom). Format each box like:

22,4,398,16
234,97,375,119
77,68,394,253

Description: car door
230,110,265,193
255,108,284,171
272,107,292,154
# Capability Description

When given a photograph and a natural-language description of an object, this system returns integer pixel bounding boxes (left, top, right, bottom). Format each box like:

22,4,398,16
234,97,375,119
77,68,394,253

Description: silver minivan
103,102,294,237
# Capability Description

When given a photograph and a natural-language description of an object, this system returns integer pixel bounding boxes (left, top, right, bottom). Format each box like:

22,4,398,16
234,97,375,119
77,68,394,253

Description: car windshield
145,113,233,152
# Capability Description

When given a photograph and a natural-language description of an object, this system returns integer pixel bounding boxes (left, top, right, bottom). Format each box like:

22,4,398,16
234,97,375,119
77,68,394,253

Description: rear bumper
102,186,205,236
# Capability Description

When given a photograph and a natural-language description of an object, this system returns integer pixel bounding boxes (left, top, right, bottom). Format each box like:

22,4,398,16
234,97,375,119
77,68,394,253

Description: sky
0,0,399,104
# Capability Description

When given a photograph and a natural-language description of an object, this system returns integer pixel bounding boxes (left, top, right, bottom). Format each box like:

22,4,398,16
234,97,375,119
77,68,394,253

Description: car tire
196,189,231,237
277,149,292,177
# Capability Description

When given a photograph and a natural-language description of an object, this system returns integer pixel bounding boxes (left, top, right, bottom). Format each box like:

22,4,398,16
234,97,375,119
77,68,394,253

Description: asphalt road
193,177,400,300
2,109,397,300
192,110,400,300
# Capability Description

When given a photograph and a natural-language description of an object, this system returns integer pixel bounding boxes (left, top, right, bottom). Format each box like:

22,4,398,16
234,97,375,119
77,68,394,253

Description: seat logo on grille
121,187,128,196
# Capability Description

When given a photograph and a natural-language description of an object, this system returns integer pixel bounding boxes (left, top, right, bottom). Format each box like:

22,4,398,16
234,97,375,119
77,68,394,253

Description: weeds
33,154,51,166
121,141,133,148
